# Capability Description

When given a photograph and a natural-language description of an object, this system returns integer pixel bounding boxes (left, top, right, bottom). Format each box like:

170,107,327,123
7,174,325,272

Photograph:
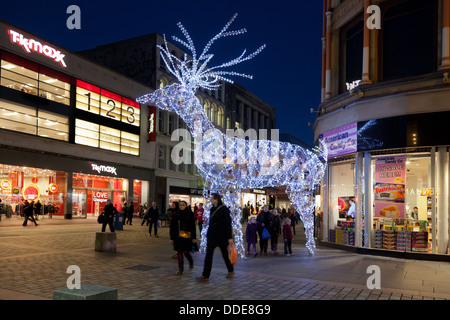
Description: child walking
246,217,258,257
283,218,294,256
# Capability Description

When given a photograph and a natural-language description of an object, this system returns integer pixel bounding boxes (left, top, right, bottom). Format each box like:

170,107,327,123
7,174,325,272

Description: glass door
72,189,87,218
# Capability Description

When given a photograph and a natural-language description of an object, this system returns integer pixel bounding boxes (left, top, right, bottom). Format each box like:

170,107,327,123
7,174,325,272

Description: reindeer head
137,13,265,111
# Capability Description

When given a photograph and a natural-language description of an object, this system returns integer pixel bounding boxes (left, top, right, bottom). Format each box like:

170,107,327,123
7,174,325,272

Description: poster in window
374,155,406,218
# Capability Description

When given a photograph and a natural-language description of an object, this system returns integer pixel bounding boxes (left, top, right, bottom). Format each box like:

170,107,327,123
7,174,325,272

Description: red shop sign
8,172,17,180
22,185,40,201
49,183,58,193
1,180,11,190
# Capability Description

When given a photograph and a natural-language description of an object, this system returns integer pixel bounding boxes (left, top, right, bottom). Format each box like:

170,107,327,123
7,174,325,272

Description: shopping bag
262,227,271,240
97,213,105,224
228,242,238,266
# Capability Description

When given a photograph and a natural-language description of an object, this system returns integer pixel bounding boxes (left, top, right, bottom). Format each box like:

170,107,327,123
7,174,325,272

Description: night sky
0,0,324,146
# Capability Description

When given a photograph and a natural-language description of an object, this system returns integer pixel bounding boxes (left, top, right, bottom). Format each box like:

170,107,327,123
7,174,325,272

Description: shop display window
0,59,70,105
72,173,129,217
75,119,139,155
328,162,356,246
371,154,433,253
133,180,149,214
0,164,66,217
0,99,69,141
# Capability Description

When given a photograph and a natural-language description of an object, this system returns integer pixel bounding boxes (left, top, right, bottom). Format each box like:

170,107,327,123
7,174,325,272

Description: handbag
178,219,191,238
97,213,105,224
262,227,271,240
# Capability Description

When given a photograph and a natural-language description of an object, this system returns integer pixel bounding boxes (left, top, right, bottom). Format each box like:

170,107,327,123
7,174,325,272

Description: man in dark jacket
148,202,160,237
22,200,38,226
102,199,117,232
199,193,234,281
256,205,271,255
125,201,134,225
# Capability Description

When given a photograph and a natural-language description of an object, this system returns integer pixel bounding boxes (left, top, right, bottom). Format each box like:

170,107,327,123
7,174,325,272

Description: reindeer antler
159,13,265,92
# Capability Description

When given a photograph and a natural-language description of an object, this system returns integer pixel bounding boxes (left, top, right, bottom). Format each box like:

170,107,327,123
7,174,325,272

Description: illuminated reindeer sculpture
137,14,327,256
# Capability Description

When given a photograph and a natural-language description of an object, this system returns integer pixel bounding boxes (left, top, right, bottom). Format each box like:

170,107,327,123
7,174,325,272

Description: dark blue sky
0,0,324,145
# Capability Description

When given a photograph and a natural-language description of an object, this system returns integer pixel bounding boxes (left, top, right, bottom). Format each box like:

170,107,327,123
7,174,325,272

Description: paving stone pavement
1,215,450,303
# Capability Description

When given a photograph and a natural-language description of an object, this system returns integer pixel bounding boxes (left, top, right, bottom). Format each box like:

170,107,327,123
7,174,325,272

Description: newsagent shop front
317,117,450,257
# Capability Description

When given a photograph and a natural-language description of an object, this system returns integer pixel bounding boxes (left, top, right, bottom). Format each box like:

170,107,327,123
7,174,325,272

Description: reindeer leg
199,187,213,254
288,189,316,256
226,188,245,259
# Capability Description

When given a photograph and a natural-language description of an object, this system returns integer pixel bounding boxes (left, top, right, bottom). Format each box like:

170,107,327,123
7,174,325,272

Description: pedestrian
22,200,38,226
170,201,196,275
288,207,297,235
245,216,258,257
102,199,117,232
167,202,179,226
256,205,271,255
269,209,281,255
141,205,150,226
125,201,134,225
138,204,145,219
48,202,54,219
199,193,234,281
34,200,42,220
148,202,160,237
195,203,204,235
242,204,250,223
168,202,179,259
283,218,294,256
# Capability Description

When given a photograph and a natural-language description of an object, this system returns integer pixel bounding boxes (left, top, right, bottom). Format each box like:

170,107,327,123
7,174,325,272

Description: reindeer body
138,84,326,255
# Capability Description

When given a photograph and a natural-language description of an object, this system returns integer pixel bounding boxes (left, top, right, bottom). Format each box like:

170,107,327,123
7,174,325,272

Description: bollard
95,232,117,253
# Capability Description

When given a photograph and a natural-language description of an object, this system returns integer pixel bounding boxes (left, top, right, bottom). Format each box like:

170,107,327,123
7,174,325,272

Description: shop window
0,164,66,217
371,154,433,252
0,99,69,141
75,119,139,155
133,180,149,214
0,59,70,105
328,162,356,245
72,173,129,217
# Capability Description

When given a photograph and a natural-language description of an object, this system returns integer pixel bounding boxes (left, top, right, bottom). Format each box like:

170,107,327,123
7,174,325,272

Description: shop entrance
72,173,128,218
73,188,127,217
72,189,87,218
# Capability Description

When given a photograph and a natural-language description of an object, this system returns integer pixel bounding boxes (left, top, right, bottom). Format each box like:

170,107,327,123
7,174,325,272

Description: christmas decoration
137,13,327,256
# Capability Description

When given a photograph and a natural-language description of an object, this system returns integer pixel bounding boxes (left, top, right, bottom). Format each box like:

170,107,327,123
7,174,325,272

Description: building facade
0,20,156,219
79,33,277,214
314,0,450,256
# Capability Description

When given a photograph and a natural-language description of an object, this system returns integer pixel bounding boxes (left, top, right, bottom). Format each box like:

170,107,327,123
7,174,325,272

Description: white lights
137,14,327,256
158,13,266,93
